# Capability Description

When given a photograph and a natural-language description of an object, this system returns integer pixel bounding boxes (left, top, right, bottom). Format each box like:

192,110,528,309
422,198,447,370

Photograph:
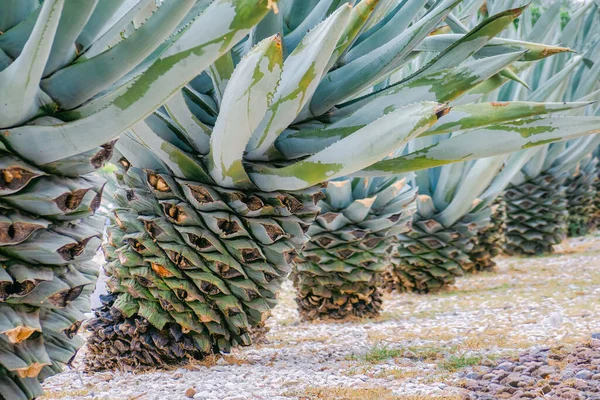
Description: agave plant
284,0,600,318
496,1,600,255
506,135,600,255
0,0,277,398
468,196,507,270
593,146,600,230
294,175,417,320
383,145,546,292
380,0,600,293
83,0,600,369
565,154,599,237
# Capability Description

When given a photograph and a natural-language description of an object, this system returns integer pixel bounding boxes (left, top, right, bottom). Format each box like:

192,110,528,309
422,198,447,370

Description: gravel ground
459,339,600,398
41,234,600,400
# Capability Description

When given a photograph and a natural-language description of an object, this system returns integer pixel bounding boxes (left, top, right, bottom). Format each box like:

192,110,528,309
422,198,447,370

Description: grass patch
347,344,450,364
362,345,405,363
285,386,461,400
373,368,421,380
438,355,482,372
39,389,90,399
285,387,395,400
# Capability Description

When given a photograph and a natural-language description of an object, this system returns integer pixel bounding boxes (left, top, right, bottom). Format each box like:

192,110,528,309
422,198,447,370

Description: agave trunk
505,173,568,256
384,210,490,293
594,171,600,230
0,154,105,400
468,196,507,271
293,177,417,321
566,157,598,237
85,165,322,370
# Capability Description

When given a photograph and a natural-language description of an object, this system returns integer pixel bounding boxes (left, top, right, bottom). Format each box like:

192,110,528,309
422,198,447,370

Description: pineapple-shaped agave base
0,154,105,399
384,210,490,293
565,157,598,237
505,174,568,255
468,197,507,271
86,166,322,370
294,178,417,320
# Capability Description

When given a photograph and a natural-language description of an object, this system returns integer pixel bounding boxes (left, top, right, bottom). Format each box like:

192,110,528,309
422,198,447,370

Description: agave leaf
355,116,600,177
41,0,197,110
207,36,283,189
163,91,213,155
181,87,219,125
2,230,100,265
404,6,525,80
127,122,212,184
56,76,135,120
422,102,593,136
527,0,561,44
251,8,283,47
561,1,595,48
247,102,442,191
443,10,469,34
432,162,465,211
435,156,504,227
340,0,428,64
453,71,509,106
0,0,63,128
275,52,528,161
0,212,49,247
415,34,573,62
81,0,157,59
0,305,41,344
75,0,125,50
207,52,235,107
43,0,99,76
0,335,51,378
0,6,41,58
0,0,39,32
0,374,43,400
574,54,600,101
499,67,530,90
283,0,321,32
115,132,171,175
548,135,600,175
527,56,585,102
2,0,273,165
245,5,352,160
338,50,527,118
310,0,461,117
354,0,418,45
457,0,486,19
283,0,336,53
326,0,382,71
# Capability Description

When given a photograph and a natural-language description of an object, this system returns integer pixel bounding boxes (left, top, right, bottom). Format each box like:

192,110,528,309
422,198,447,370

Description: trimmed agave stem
383,210,490,293
468,196,507,272
594,171,600,231
0,152,106,400
293,177,417,321
86,165,322,370
566,157,598,237
504,173,568,256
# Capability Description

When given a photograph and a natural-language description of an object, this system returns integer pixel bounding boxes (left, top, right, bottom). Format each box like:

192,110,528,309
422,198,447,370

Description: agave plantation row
0,0,599,399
